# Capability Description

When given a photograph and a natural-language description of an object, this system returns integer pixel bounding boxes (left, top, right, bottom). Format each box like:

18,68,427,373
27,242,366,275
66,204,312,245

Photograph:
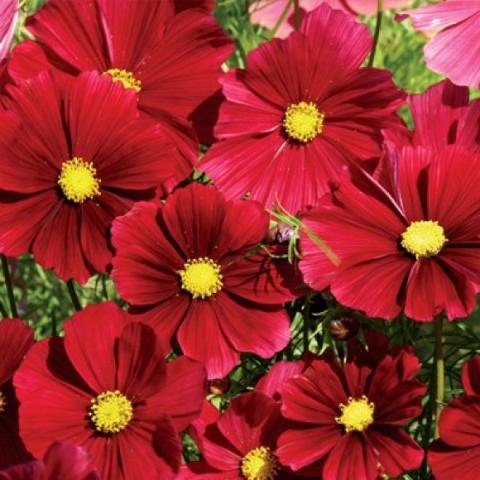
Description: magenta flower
0,0,17,61
399,1,480,87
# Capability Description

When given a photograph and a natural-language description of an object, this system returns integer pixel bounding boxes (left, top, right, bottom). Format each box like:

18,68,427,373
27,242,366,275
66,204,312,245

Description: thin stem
434,315,445,438
67,279,82,311
368,0,383,67
1,255,18,318
303,293,313,353
293,0,301,30
270,0,294,38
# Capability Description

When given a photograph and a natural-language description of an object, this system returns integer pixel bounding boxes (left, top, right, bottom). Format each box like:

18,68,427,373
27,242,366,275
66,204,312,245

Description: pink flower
250,0,413,38
399,1,480,87
0,0,17,61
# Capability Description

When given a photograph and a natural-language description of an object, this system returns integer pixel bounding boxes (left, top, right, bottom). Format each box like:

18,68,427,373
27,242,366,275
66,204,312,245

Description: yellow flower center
401,220,447,259
89,390,133,434
105,68,142,92
0,391,6,413
58,157,101,204
179,257,223,299
241,446,279,480
336,395,375,433
283,101,324,143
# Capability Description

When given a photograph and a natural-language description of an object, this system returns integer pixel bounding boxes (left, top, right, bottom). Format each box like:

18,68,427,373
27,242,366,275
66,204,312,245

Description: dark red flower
14,302,206,480
201,3,404,213
111,183,300,379
276,333,426,480
0,318,34,470
429,357,480,480
179,392,311,480
383,79,480,152
300,145,480,321
0,442,99,480
0,70,189,283
8,0,232,143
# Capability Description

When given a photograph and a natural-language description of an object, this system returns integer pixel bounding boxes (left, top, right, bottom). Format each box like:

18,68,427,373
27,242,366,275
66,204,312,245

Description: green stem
67,279,82,311
293,0,301,30
270,0,294,38
0,298,8,318
1,255,18,318
434,315,445,438
368,0,383,67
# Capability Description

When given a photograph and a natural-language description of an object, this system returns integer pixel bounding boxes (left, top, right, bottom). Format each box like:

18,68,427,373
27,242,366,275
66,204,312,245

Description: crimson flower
428,357,480,480
384,79,480,152
179,392,311,480
300,145,480,321
276,332,426,480
0,70,189,283
399,1,480,87
201,3,404,213
0,318,34,470
0,443,99,480
8,0,232,143
14,302,206,480
111,183,300,379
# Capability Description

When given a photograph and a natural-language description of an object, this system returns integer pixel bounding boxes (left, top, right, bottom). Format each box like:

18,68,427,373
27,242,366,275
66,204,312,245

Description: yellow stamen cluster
105,68,142,92
283,101,324,143
241,446,279,480
401,220,447,259
89,390,133,434
58,157,101,204
179,257,223,299
336,395,375,433
0,391,6,413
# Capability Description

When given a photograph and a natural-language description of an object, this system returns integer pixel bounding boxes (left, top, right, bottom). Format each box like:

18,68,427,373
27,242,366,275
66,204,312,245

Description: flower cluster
0,0,479,479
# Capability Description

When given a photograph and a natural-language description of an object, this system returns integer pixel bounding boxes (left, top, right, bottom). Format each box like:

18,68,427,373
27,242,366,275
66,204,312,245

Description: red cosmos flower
201,3,404,213
179,392,312,480
14,302,206,480
399,1,480,88
383,79,480,152
276,333,426,480
0,318,34,470
300,145,480,321
111,183,300,379
0,70,190,283
0,443,99,480
8,0,233,143
429,357,480,480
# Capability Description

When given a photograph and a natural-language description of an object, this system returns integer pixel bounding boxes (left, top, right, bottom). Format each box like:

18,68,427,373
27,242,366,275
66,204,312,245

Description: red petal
137,356,205,433
111,201,184,305
0,319,34,385
213,293,290,360
177,300,239,380
438,396,480,448
14,338,92,459
277,425,340,471
63,302,128,393
323,434,378,480
462,357,480,396
27,0,109,72
365,427,424,477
